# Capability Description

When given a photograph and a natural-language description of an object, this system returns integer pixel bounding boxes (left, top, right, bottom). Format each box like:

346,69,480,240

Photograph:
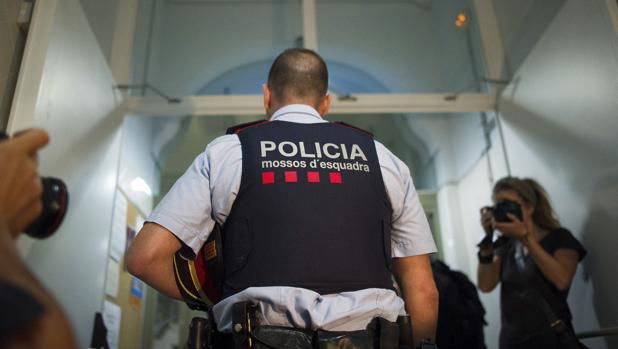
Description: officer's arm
126,222,182,300
393,254,438,346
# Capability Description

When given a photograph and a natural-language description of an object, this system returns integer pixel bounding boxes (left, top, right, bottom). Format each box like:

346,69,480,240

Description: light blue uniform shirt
148,104,437,332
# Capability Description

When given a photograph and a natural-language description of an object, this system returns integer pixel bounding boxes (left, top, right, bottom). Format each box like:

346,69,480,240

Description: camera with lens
481,200,523,223
0,131,69,239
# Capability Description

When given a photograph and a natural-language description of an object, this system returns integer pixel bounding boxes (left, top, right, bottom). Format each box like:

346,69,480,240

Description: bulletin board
104,192,146,349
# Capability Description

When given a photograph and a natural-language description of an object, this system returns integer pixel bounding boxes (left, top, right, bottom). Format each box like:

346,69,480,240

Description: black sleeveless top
497,228,586,348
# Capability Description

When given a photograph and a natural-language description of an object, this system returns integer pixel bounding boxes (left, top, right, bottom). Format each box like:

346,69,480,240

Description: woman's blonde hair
493,177,561,230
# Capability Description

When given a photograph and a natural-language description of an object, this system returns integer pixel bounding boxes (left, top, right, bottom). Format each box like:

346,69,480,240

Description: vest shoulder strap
332,121,374,138
226,119,269,134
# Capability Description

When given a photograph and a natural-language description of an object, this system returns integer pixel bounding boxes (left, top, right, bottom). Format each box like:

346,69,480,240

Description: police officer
127,48,438,348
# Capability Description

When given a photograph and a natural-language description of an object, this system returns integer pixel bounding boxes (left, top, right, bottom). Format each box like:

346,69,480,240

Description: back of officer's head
267,48,328,108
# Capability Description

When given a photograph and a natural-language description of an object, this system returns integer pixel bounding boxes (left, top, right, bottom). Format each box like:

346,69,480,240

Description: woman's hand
494,213,529,241
480,207,494,235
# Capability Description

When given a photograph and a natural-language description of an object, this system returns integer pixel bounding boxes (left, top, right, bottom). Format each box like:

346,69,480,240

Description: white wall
79,0,120,62
118,116,161,214
498,2,618,347
492,0,566,75
433,0,618,348
432,122,505,347
9,0,125,346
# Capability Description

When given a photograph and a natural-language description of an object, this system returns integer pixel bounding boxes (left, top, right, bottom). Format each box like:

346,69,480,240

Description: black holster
186,312,228,349
187,317,210,349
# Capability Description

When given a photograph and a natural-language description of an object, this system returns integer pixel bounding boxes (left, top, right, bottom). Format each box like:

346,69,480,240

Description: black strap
187,317,210,349
332,121,374,137
516,239,582,348
232,302,259,349
528,290,565,329
521,257,578,348
477,249,494,264
527,290,581,349
397,315,413,349
226,120,269,134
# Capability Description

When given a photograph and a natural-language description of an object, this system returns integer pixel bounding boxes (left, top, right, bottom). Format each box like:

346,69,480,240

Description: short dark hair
267,48,328,103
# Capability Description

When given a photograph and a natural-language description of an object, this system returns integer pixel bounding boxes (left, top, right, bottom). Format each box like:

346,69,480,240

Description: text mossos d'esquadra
260,141,371,172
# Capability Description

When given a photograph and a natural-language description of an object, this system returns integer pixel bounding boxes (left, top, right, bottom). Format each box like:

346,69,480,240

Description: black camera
0,132,69,239
481,200,523,223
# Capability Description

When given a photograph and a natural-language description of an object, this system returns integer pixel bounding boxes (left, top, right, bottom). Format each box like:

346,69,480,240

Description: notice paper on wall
109,192,128,261
104,257,120,298
129,276,145,310
135,214,145,235
102,300,121,349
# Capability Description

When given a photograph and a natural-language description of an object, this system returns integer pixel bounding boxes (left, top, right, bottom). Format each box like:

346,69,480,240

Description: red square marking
262,171,275,184
307,171,320,183
329,172,342,184
284,171,298,183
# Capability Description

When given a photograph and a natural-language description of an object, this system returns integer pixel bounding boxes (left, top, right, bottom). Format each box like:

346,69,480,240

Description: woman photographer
476,177,586,349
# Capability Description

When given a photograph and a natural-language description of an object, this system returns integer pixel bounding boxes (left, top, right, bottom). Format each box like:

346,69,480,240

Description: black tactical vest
222,119,393,298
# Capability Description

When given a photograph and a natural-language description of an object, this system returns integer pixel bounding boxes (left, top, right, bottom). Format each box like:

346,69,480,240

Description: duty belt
226,302,399,349
187,302,437,349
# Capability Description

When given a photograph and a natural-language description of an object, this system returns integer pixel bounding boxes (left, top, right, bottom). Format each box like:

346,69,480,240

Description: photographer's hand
494,213,529,241
480,208,494,236
0,129,49,237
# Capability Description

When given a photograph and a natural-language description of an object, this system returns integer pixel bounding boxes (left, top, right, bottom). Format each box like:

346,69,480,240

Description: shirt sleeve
545,228,587,261
375,141,437,257
0,280,44,343
147,134,242,255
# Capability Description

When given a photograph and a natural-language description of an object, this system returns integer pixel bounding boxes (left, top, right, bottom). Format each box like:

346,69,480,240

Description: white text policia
260,141,371,172
260,141,368,161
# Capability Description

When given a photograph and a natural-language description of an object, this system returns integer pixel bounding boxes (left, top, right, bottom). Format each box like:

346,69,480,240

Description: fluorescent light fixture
130,177,152,196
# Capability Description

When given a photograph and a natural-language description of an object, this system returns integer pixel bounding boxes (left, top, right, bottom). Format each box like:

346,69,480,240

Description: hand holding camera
0,130,68,239
480,200,528,241
494,213,529,241
479,207,494,236
0,129,49,237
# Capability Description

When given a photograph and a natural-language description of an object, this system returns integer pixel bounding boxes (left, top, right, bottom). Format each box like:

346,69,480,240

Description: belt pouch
316,329,373,349
250,326,313,349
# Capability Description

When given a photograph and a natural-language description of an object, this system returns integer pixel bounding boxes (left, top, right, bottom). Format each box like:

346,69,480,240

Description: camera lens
493,200,522,223
25,177,69,239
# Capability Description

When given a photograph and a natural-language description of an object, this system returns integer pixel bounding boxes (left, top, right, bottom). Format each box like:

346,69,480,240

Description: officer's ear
263,84,273,116
317,94,332,117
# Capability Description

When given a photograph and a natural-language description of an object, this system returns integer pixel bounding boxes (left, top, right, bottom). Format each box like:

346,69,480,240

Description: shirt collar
270,104,327,124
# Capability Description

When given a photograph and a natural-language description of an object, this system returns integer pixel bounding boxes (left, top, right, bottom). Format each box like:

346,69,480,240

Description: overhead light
130,177,152,196
455,10,469,29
